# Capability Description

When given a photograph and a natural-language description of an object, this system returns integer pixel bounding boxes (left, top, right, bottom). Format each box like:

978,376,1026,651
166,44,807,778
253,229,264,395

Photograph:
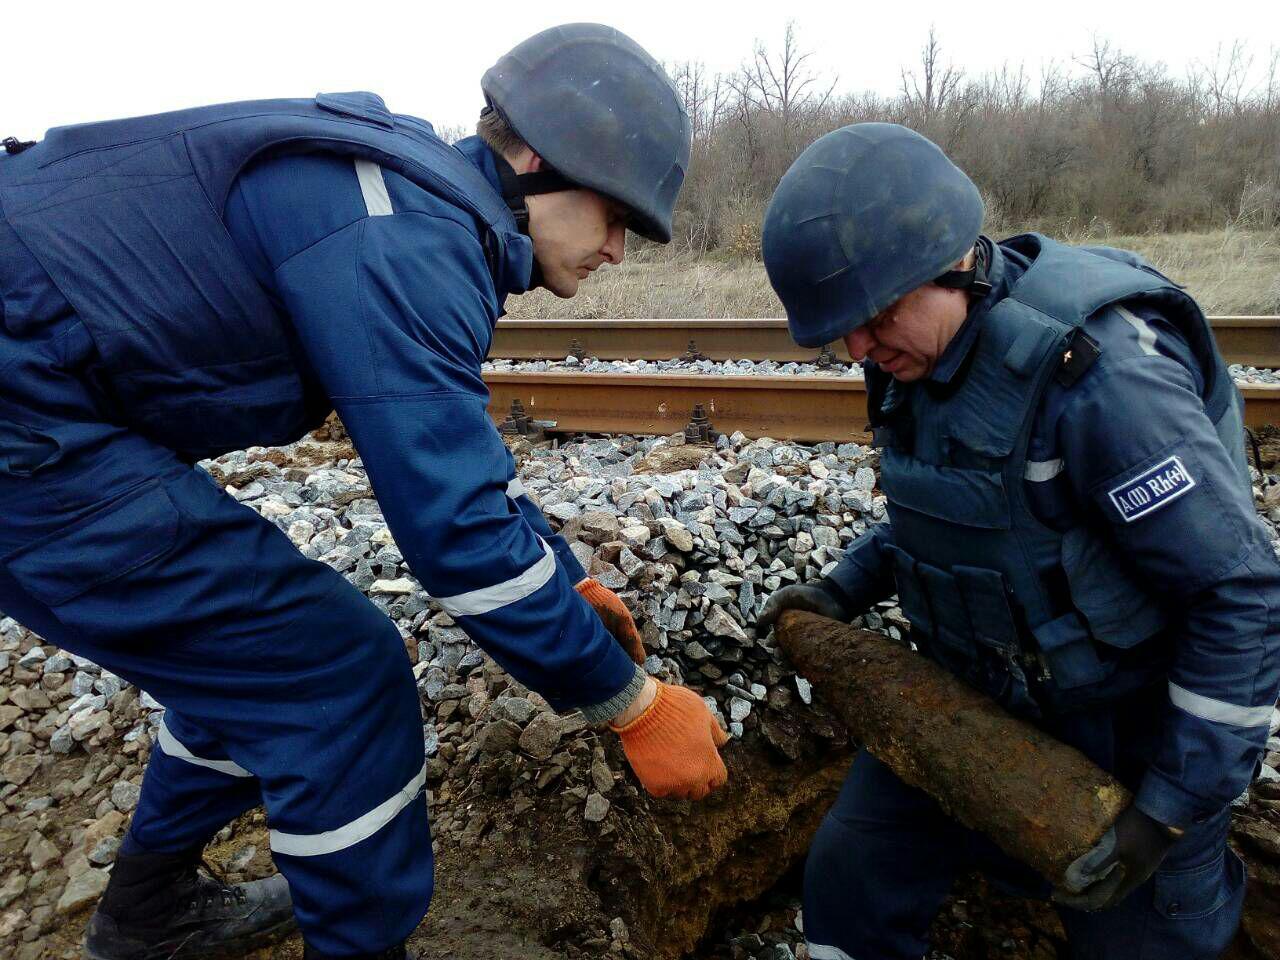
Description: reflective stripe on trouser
128,712,261,854
0,397,432,954
806,746,1243,960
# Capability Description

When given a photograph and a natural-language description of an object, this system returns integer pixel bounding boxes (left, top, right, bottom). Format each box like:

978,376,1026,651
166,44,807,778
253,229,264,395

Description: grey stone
519,712,563,761
70,711,108,742
498,697,537,724
0,872,27,909
478,720,522,755
110,781,141,812
617,546,646,580
71,671,98,697
705,606,748,642
43,651,74,674
87,836,120,866
1,755,40,786
50,725,75,755
581,511,621,544
583,792,610,822
17,647,47,669
56,868,109,914
545,502,582,523
28,833,60,871
370,577,415,596
657,518,694,552
69,710,108,742
94,673,124,699
590,759,614,794
795,677,813,705
587,558,628,591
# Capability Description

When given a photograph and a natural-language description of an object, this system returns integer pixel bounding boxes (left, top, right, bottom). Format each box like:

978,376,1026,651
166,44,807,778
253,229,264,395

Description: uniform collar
453,135,536,297
453,135,505,197
927,236,1012,386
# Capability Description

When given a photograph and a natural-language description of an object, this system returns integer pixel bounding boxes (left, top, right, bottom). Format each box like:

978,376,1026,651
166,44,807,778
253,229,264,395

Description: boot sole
84,915,297,960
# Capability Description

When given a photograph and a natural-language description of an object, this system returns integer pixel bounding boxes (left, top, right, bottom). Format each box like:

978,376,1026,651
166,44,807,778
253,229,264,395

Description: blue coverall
806,238,1280,960
0,128,642,954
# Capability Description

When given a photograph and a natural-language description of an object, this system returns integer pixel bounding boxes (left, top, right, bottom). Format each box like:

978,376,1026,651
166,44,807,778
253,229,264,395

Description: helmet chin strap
932,242,992,299
487,116,580,237
491,147,583,293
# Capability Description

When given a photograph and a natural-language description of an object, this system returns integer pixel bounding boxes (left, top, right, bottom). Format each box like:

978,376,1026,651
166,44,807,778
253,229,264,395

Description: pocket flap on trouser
1153,849,1239,920
5,481,179,606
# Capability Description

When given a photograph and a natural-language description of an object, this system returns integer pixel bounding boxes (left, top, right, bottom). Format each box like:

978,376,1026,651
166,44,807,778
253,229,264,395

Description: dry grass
505,228,1280,319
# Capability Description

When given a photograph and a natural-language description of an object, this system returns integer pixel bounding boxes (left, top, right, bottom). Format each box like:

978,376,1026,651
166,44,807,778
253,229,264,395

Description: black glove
1052,805,1181,912
757,580,853,632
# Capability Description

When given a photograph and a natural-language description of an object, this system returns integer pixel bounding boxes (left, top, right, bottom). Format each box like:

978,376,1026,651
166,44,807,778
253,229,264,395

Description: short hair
476,107,528,158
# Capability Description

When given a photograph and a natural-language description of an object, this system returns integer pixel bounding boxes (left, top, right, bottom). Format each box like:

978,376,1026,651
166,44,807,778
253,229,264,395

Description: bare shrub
651,30,1280,258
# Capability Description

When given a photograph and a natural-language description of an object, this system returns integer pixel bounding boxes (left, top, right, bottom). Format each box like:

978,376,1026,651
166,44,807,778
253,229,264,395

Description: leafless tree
649,29,1280,255
1195,41,1255,118
1084,37,1134,94
672,60,729,144
900,26,966,118
732,21,836,151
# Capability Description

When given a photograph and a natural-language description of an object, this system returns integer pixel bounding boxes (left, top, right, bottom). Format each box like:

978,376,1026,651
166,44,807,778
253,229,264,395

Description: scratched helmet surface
762,123,984,347
482,23,692,243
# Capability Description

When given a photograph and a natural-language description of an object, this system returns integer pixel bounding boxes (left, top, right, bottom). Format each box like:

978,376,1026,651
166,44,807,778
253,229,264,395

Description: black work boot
83,849,296,959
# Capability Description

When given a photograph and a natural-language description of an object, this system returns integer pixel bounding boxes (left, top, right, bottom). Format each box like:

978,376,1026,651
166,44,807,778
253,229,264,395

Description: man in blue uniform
758,123,1280,959
0,24,729,960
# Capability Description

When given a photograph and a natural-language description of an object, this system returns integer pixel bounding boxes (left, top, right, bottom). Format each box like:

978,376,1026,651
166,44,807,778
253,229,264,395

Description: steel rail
492,317,1280,369
484,371,1280,442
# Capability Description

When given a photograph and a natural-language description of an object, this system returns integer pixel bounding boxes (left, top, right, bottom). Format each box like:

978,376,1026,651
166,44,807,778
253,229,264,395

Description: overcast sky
5,0,1279,139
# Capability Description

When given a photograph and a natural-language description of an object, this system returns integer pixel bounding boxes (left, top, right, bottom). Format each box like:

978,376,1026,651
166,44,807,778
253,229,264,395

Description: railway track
485,371,1280,443
492,317,1280,369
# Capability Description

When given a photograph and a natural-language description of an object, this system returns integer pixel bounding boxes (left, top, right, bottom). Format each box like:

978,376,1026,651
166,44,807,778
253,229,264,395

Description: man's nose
602,223,625,265
844,328,874,361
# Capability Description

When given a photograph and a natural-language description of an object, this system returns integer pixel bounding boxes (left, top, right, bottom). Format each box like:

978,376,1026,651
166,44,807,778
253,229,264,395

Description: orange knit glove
609,682,730,800
576,577,646,665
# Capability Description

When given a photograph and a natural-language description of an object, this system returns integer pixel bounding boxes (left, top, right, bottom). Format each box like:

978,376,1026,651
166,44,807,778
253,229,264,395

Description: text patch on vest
1107,456,1196,522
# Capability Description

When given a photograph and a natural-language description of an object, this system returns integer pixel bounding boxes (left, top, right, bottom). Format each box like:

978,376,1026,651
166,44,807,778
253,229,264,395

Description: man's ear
507,147,543,175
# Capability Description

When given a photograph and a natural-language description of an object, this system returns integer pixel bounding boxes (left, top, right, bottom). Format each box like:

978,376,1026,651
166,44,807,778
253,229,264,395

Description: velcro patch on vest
1106,456,1196,522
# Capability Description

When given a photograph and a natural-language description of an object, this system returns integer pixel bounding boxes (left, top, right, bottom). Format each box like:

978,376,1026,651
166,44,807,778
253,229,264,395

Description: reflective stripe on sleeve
505,477,526,499
807,944,857,960
270,761,427,858
1116,305,1159,357
1024,458,1064,482
158,717,253,778
1169,682,1275,727
433,539,557,617
354,160,393,217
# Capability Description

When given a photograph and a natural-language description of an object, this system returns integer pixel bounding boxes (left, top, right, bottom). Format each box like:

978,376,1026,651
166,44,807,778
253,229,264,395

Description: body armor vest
871,234,1248,713
0,93,530,460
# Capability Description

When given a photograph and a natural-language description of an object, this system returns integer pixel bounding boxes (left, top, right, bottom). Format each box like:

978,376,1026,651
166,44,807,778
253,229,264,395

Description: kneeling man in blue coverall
758,124,1280,959
0,23,728,960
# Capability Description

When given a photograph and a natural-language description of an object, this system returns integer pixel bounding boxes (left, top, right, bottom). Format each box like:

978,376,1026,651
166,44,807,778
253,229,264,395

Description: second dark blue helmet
482,23,691,244
762,123,984,348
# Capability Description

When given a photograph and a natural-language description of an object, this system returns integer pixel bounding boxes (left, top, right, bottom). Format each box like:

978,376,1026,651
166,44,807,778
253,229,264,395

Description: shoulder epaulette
1054,329,1101,388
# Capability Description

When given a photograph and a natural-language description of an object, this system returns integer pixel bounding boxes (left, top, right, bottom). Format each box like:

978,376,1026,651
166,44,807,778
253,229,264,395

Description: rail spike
683,338,709,362
499,398,545,440
684,402,719,445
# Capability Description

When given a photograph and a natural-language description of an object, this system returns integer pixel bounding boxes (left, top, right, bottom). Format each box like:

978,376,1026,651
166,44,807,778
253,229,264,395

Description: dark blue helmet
762,123,984,348
482,23,691,244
